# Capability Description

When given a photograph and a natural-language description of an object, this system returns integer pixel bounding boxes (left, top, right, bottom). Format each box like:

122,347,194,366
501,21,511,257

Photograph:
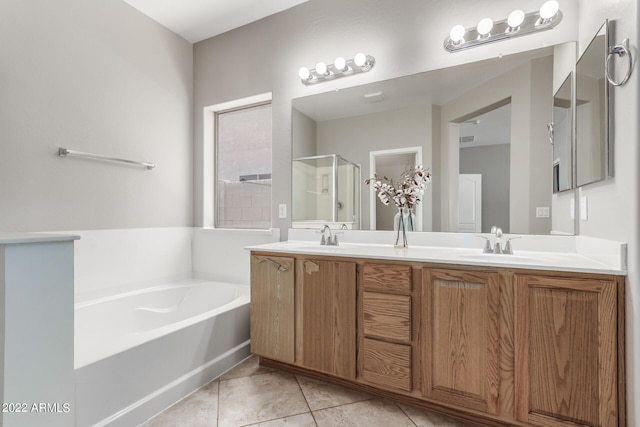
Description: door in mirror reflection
458,103,511,233
552,73,573,193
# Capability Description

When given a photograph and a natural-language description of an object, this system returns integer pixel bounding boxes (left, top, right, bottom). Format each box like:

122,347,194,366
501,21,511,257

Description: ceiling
121,0,309,43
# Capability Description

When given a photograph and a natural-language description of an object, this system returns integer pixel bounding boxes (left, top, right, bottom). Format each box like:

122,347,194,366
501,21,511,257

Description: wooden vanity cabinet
251,252,625,427
421,268,502,415
250,255,295,363
295,258,357,379
513,274,622,427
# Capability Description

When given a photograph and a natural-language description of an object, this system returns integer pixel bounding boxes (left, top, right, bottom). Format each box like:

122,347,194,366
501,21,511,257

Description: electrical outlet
535,207,550,218
278,204,287,219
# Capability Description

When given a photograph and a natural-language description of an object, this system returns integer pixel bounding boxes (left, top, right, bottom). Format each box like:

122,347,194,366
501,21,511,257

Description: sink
293,245,347,251
455,253,543,263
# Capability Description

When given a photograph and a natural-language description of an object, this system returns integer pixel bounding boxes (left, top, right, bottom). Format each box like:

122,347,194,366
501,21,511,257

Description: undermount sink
294,245,347,251
455,253,542,263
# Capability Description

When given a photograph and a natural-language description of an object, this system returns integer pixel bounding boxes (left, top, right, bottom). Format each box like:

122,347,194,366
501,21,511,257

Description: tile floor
142,356,476,427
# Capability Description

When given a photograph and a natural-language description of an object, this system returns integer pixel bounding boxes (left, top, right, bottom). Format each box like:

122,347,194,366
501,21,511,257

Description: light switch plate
570,198,575,220
535,207,550,218
580,196,588,221
278,204,287,219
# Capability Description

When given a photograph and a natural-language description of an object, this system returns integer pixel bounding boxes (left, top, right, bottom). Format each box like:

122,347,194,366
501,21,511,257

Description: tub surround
70,227,280,303
0,233,78,427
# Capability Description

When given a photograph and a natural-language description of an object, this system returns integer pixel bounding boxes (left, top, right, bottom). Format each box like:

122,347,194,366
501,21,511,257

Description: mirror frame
575,20,613,188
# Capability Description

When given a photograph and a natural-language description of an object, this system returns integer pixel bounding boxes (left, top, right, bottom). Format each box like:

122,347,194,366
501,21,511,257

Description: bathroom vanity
248,237,626,427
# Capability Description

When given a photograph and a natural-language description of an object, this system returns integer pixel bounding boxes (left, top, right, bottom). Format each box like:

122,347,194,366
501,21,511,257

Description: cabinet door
296,259,357,379
250,255,295,363
514,275,618,427
422,269,500,415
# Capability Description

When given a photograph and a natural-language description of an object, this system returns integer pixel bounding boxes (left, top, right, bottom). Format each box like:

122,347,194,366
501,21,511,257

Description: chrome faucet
319,224,337,246
492,226,503,254
503,236,521,255
478,226,520,254
477,226,502,254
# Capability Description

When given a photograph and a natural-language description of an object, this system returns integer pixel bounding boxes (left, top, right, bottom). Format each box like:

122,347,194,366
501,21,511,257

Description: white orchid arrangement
365,165,432,208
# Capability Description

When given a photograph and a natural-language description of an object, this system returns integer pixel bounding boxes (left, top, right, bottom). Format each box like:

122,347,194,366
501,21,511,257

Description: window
215,101,272,229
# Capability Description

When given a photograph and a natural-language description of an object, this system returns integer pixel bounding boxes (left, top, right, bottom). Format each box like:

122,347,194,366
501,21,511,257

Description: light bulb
354,53,367,67
315,61,328,75
298,67,310,80
449,25,466,43
540,0,559,20
334,56,347,71
477,18,493,36
507,9,525,28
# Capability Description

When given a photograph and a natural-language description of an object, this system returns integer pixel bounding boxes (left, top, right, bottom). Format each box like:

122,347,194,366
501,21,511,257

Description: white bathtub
74,279,251,427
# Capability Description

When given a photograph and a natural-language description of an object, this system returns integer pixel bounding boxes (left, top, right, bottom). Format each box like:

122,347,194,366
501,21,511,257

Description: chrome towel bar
58,148,156,170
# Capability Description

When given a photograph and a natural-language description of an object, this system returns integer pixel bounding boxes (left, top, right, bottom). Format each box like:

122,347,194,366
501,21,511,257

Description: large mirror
552,73,573,193
292,47,562,235
576,21,612,186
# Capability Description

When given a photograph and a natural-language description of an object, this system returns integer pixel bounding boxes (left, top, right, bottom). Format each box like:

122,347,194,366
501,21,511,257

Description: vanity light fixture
298,53,375,85
444,0,562,52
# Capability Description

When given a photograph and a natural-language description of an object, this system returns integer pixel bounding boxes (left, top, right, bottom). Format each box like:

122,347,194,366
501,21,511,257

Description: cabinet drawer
363,292,411,343
362,338,412,391
362,263,412,293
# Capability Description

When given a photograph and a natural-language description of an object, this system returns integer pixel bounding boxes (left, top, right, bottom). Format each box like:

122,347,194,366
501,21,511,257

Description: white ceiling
121,0,309,43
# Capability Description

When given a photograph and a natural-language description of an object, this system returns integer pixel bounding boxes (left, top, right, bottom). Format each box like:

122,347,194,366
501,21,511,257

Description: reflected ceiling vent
363,91,384,103
459,135,476,144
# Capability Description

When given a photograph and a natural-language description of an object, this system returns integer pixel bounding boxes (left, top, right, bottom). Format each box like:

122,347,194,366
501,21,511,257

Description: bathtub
74,279,251,427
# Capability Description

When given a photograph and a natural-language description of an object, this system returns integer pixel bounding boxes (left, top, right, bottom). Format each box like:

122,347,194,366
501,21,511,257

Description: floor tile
246,413,317,427
218,371,309,427
313,399,414,427
398,403,476,427
143,380,219,427
220,355,275,381
296,375,373,411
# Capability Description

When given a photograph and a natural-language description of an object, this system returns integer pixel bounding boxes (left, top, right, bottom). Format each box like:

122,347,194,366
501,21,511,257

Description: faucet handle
476,236,493,253
504,237,522,255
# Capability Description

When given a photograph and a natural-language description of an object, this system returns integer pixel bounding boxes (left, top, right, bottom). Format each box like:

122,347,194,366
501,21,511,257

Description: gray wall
292,109,317,159
460,144,510,233
440,57,553,235
0,0,193,231
575,0,640,421
316,105,432,231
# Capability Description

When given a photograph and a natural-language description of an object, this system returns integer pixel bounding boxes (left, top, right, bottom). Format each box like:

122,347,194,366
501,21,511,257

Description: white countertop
0,232,80,245
247,231,627,275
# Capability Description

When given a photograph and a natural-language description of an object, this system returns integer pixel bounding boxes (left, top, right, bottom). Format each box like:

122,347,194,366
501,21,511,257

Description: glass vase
393,206,415,248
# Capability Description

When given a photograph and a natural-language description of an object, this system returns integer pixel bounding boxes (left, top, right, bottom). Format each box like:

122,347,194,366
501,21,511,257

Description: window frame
203,92,273,229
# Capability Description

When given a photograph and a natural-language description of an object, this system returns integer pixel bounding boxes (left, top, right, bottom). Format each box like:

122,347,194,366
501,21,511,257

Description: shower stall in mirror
292,154,361,229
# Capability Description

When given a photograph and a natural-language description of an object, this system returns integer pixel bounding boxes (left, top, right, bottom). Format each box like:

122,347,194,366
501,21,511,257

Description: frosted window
215,102,272,229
